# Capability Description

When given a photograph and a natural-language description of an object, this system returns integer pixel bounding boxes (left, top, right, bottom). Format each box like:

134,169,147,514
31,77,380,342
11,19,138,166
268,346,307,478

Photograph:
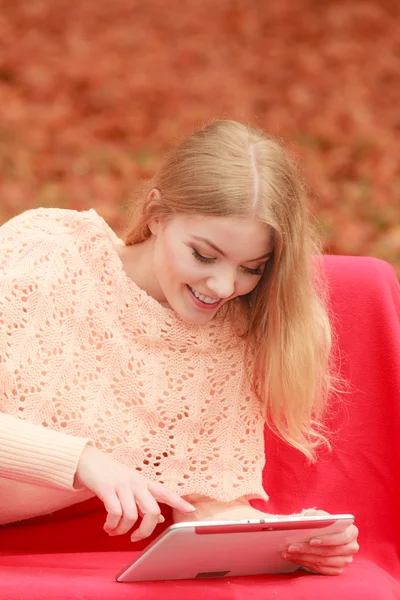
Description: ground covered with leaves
0,0,399,273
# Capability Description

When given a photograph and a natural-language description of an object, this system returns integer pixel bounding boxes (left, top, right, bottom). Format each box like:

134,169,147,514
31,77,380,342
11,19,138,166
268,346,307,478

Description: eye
192,248,215,264
241,265,263,276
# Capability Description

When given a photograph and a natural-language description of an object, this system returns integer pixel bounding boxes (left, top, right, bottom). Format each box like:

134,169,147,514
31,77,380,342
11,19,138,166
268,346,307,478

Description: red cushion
257,255,400,580
1,553,399,600
1,255,399,599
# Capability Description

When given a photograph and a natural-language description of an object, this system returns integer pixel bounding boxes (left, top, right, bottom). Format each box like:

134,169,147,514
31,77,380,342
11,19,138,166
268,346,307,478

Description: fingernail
185,505,196,512
158,515,165,523
310,538,321,545
131,534,142,543
288,545,300,552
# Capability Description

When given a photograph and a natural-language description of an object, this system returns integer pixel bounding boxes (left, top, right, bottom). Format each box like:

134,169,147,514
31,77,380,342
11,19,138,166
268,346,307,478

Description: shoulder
0,207,120,277
0,206,120,256
0,207,108,240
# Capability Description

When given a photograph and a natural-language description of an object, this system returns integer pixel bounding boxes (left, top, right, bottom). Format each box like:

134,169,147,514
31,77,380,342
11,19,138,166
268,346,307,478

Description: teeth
190,287,220,305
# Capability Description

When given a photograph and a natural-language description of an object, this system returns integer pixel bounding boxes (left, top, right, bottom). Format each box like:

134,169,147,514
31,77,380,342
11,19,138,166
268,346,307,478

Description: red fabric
1,554,399,600
1,255,400,599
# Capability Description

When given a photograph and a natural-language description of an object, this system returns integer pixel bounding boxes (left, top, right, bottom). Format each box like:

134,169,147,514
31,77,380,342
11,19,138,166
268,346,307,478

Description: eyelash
191,248,263,276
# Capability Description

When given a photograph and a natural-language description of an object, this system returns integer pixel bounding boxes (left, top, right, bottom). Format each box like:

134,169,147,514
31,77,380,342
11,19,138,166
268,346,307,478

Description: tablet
116,513,354,582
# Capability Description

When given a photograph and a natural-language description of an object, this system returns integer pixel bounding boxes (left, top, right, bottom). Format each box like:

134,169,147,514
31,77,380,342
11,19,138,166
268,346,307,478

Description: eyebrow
191,236,274,262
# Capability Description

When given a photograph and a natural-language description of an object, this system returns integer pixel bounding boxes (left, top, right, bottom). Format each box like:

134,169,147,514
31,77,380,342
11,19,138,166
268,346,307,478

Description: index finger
149,481,196,513
310,524,358,547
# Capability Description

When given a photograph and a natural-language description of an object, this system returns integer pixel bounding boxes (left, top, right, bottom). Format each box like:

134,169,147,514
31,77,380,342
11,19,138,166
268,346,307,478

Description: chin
166,288,223,325
173,300,221,326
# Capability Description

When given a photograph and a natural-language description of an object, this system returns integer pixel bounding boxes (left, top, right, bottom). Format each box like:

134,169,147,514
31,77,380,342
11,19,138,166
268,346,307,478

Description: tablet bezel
116,513,355,582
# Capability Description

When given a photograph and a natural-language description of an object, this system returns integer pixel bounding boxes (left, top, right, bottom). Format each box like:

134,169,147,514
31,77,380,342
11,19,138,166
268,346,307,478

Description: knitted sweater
0,208,268,524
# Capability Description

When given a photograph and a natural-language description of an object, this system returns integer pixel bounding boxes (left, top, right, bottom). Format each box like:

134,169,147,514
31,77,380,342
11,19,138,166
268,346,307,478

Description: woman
0,120,358,575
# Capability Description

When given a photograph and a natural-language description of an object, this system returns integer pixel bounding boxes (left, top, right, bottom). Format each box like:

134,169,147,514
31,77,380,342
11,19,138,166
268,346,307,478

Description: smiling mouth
187,285,222,309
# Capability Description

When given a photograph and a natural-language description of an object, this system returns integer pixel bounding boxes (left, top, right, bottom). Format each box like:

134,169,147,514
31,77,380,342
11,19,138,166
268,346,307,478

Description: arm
0,412,91,490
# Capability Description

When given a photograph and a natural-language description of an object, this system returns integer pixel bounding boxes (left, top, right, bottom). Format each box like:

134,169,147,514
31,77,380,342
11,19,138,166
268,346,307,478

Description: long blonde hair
122,119,345,461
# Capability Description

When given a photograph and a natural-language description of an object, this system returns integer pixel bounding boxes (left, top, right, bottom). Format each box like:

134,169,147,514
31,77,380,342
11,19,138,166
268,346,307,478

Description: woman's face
150,213,274,325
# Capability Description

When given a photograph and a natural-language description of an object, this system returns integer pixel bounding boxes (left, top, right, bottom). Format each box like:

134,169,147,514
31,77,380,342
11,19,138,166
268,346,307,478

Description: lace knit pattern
0,208,268,502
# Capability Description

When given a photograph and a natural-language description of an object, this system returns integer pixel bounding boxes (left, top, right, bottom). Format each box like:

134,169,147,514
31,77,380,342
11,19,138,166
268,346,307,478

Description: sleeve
0,208,94,491
0,412,90,490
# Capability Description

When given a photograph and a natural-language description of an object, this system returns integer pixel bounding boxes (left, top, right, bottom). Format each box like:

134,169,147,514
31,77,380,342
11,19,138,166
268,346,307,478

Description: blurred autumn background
0,0,399,274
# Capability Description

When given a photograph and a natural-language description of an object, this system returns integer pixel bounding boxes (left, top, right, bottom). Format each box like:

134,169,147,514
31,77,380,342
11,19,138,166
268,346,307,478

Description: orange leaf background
0,0,399,274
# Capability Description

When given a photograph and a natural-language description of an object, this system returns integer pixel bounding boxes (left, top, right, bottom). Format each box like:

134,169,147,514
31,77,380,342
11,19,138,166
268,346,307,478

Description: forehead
167,215,274,259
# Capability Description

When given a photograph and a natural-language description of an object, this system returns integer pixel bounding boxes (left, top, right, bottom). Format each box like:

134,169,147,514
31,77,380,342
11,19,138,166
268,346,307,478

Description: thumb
301,508,330,517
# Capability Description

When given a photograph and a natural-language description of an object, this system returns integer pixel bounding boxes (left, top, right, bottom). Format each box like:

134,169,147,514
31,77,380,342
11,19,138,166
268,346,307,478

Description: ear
146,188,163,235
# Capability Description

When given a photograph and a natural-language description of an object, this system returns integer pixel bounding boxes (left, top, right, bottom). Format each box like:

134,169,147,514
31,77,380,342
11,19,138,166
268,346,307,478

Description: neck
116,238,167,304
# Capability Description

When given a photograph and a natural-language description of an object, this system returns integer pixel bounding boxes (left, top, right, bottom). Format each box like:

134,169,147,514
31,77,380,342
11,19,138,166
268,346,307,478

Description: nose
206,270,236,299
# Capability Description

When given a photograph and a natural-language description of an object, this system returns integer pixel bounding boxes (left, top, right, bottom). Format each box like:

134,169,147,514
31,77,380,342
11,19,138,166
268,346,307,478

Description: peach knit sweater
0,208,268,524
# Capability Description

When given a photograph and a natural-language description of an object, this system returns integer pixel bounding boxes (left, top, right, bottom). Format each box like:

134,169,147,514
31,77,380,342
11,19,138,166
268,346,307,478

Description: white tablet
116,513,354,582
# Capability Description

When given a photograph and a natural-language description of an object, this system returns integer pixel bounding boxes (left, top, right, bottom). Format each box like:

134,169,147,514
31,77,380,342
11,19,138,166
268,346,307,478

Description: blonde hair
123,119,345,461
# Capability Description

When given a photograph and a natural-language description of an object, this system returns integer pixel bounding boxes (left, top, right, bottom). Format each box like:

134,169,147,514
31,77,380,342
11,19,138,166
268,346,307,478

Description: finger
108,486,139,536
287,541,359,557
286,556,345,576
148,482,196,514
283,552,353,570
309,525,359,547
297,560,344,576
100,489,123,533
137,505,165,524
301,565,320,574
131,490,162,541
301,509,330,517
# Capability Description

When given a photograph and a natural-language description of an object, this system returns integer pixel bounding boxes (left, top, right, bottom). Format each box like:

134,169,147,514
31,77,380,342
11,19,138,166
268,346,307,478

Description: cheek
235,276,262,297
156,237,197,283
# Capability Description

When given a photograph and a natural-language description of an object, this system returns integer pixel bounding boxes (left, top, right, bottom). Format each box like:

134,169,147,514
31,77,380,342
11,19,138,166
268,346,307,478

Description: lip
186,285,222,311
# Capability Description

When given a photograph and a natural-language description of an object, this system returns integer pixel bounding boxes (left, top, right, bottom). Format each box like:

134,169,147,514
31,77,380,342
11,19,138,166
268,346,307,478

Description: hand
76,445,196,542
173,500,359,576
173,495,284,523
282,509,360,575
